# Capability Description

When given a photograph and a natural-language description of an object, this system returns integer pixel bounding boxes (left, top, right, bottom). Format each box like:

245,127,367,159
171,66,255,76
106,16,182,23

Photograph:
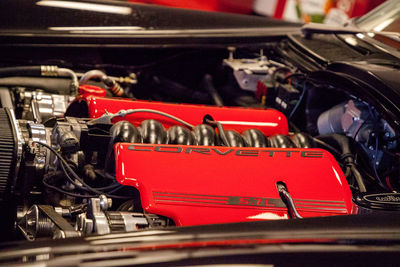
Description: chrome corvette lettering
127,144,153,151
185,147,211,155
212,148,234,155
154,146,183,153
235,149,259,156
127,145,324,158
262,150,299,157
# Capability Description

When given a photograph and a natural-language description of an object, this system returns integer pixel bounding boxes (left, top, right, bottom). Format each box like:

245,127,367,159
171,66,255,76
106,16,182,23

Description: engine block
70,95,354,226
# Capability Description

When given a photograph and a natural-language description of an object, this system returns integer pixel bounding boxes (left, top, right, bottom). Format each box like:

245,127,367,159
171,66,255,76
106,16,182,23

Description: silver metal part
317,100,369,140
79,196,150,235
19,200,152,239
85,197,151,235
31,91,74,123
121,212,148,232
317,102,346,135
18,205,79,240
28,122,47,143
76,213,94,235
27,122,48,169
0,87,14,109
88,197,111,235
20,89,74,123
18,205,54,241
224,57,270,73
223,50,272,91
54,207,70,217
79,70,107,85
317,99,396,146
227,46,236,61
99,194,112,211
106,211,149,232
40,65,58,77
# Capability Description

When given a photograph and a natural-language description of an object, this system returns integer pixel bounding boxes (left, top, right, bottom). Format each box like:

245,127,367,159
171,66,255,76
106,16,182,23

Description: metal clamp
277,182,302,219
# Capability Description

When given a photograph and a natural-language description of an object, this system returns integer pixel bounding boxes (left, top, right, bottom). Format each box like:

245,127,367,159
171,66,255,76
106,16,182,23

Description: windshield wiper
301,23,400,41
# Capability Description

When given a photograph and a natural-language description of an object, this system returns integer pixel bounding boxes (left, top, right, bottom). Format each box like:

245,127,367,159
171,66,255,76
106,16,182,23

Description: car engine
0,44,398,241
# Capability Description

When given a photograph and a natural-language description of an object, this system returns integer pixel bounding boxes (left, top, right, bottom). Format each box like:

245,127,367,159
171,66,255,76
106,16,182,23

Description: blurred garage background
128,0,387,25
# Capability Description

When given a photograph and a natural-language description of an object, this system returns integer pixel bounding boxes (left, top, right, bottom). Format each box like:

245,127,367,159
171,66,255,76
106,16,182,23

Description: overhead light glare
37,1,132,15
49,26,144,32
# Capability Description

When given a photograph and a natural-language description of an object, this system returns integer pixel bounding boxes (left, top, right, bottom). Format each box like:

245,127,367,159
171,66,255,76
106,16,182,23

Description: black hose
0,66,78,95
43,177,96,198
216,121,231,146
288,121,301,133
80,70,124,97
316,134,367,192
0,66,42,77
205,119,231,146
0,77,73,94
312,137,342,157
203,74,224,107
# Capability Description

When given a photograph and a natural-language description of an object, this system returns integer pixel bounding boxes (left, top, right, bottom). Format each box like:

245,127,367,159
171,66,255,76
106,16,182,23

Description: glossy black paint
193,124,216,146
291,132,314,148
1,0,301,31
1,214,400,266
225,130,246,147
0,0,300,47
140,119,167,144
110,120,141,143
328,62,400,117
167,125,195,145
268,134,295,148
242,128,269,148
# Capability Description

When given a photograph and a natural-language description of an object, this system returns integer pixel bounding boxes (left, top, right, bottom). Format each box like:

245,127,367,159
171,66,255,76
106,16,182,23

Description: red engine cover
115,144,353,226
78,96,288,136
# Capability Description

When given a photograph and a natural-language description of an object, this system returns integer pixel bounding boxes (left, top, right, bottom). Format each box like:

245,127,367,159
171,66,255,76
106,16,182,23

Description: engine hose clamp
40,65,58,77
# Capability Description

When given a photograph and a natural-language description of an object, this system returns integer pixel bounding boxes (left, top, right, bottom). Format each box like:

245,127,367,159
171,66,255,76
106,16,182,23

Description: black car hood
0,0,299,33
0,0,301,47
1,214,400,266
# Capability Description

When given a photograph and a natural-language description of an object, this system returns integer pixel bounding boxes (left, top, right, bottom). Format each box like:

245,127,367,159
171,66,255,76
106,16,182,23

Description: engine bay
0,41,399,241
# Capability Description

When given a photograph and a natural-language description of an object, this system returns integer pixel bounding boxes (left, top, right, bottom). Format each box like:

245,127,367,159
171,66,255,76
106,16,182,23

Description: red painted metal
78,95,289,136
115,144,353,226
78,85,107,97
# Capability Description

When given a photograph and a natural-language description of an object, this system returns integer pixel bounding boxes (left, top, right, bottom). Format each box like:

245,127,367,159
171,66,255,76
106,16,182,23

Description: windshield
353,0,400,52
356,0,400,33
